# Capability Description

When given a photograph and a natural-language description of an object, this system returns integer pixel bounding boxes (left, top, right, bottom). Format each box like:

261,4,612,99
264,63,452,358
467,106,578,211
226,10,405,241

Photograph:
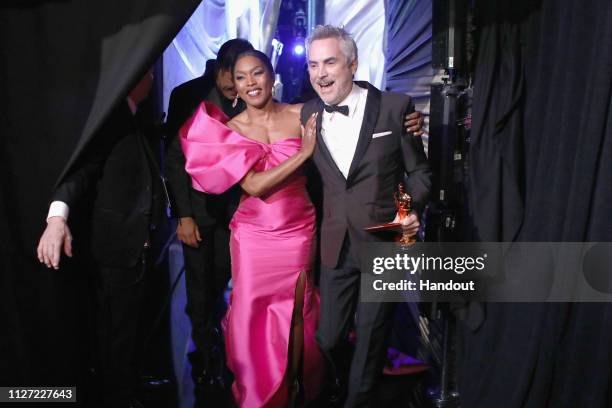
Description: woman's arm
239,111,317,197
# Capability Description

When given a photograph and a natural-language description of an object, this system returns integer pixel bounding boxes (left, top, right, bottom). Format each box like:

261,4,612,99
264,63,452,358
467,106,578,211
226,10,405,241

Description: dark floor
134,371,434,408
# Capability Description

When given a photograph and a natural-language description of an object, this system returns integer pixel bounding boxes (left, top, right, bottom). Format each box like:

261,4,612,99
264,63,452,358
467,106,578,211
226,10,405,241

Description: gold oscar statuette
364,182,416,246
394,183,416,245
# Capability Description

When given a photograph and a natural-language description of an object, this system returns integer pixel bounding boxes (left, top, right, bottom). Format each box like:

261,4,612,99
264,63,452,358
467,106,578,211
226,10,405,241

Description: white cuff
126,96,137,115
47,201,70,222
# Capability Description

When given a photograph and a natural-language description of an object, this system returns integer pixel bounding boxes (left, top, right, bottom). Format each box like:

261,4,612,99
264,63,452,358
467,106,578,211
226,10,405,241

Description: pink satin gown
180,102,323,407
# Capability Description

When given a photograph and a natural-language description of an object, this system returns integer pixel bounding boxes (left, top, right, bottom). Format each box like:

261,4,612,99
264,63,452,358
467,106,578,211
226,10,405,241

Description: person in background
37,71,164,408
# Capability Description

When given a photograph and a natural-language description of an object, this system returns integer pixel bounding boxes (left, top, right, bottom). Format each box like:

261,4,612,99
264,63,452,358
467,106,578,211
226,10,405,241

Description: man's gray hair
306,25,358,64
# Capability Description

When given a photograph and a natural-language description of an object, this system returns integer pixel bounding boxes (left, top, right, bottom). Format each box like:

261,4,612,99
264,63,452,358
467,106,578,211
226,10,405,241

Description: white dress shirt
321,84,368,179
47,97,137,222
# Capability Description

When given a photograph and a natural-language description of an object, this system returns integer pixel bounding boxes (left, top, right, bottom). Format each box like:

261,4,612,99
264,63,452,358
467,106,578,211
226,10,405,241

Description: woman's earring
232,95,239,108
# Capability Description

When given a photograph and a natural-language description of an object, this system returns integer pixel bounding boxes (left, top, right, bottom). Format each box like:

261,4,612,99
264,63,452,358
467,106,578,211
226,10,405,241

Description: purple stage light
293,44,305,56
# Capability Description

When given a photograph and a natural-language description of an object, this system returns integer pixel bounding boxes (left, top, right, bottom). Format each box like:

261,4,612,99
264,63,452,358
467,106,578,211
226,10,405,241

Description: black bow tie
323,104,349,116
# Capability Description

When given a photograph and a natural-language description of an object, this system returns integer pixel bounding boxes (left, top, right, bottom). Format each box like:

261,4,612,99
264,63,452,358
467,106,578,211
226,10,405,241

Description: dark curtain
0,0,200,389
384,0,432,105
462,0,612,407
383,0,433,369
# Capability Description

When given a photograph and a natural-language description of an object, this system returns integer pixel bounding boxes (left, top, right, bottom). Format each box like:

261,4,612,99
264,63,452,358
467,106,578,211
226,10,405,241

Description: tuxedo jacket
53,102,163,268
165,60,244,228
300,81,431,268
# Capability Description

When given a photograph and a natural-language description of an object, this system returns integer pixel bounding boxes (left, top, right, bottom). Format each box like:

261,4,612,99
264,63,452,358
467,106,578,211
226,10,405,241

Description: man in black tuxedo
37,72,163,408
164,38,253,386
300,25,431,407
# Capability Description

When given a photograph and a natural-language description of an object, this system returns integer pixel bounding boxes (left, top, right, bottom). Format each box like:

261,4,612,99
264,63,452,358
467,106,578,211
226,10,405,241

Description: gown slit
266,269,309,407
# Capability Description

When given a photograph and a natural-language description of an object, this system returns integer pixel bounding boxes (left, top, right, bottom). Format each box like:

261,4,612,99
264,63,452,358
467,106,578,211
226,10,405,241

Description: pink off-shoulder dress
180,102,323,407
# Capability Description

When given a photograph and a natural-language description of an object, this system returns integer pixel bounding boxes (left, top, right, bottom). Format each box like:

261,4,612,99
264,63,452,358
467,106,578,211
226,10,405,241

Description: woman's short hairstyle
232,50,275,81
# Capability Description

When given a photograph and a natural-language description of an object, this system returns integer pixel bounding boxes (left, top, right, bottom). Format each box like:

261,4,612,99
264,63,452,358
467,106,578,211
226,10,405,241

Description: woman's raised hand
300,112,318,158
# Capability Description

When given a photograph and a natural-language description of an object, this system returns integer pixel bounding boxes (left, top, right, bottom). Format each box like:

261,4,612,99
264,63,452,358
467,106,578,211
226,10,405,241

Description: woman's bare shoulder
284,103,304,115
274,103,303,137
276,103,303,121
227,111,248,133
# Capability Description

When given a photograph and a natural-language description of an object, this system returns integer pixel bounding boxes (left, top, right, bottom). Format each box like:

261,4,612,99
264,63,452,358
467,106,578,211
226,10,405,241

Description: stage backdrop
162,0,282,113
325,0,386,88
162,0,226,113
384,0,432,142
0,0,200,389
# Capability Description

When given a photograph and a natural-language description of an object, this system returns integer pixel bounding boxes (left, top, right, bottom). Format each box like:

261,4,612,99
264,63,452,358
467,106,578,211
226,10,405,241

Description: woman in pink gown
180,50,323,407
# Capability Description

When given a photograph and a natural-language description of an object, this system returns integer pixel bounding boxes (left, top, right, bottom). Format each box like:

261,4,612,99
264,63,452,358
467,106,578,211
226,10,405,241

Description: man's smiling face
308,37,357,105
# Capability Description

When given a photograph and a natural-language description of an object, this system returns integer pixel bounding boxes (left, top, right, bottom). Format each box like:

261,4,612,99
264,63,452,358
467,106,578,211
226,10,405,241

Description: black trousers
96,252,148,406
317,235,396,408
182,224,231,357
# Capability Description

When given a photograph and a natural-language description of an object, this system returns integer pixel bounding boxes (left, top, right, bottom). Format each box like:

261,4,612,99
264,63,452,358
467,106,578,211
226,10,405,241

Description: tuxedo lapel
347,81,380,182
313,99,346,182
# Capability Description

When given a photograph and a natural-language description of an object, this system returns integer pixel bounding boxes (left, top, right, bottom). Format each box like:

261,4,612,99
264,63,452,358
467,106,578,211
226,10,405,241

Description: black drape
463,0,612,406
0,0,199,389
